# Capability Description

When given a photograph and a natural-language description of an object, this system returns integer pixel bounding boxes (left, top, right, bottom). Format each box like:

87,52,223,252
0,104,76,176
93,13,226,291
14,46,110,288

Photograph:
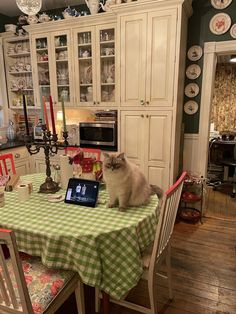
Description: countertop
0,141,26,151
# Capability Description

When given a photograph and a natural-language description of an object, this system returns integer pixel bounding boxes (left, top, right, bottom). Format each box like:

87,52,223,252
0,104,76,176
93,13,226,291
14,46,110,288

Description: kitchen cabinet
120,110,172,190
119,8,177,108
3,36,36,109
1,146,32,176
73,23,116,107
34,150,60,173
30,30,73,107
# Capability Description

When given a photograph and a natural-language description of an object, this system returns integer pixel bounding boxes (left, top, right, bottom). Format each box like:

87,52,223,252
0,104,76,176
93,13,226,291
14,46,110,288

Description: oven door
79,122,117,147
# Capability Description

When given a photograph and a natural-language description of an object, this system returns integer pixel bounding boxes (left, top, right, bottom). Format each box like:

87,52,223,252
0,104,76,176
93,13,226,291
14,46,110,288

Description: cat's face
103,153,126,172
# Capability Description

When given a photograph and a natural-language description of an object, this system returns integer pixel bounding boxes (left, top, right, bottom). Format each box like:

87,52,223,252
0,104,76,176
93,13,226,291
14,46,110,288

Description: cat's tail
150,184,163,199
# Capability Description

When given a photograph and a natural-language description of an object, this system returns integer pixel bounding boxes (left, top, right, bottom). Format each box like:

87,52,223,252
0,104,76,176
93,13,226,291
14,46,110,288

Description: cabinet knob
50,153,55,157
97,101,100,105
93,101,96,105
141,114,144,118
140,100,145,106
54,101,57,105
15,153,20,159
146,115,149,118
146,101,149,105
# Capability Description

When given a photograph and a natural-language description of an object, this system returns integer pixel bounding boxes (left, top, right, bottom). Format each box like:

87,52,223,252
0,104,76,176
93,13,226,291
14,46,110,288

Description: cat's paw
107,202,116,208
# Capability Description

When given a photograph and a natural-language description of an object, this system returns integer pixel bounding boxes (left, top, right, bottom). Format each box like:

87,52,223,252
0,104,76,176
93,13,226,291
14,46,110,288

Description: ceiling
0,0,84,17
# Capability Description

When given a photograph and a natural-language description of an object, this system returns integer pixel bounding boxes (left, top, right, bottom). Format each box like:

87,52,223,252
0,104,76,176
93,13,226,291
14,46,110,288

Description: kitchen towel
59,155,73,190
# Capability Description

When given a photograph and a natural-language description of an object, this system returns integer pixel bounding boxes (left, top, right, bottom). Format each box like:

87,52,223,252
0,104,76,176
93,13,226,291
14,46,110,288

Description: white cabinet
2,146,32,176
34,151,60,173
121,110,172,190
73,23,116,107
30,30,73,107
120,8,177,108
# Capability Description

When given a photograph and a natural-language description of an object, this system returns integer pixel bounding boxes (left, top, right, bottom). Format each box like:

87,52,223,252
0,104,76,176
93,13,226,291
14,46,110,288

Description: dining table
0,173,160,312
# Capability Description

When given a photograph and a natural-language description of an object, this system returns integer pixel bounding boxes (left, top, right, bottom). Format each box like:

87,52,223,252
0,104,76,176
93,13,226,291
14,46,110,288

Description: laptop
65,178,100,208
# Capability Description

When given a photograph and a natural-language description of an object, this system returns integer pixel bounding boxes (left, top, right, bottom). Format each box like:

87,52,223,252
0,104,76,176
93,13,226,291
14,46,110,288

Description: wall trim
198,40,236,177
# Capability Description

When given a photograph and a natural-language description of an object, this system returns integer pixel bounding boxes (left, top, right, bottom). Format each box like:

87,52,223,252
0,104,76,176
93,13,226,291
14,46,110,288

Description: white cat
103,152,163,211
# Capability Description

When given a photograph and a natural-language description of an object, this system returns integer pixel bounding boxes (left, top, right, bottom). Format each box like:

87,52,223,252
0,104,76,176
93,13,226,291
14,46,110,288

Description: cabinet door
15,159,30,176
50,30,74,107
120,111,145,169
146,9,177,107
144,111,172,190
73,27,96,106
31,34,53,106
96,24,116,106
120,14,147,107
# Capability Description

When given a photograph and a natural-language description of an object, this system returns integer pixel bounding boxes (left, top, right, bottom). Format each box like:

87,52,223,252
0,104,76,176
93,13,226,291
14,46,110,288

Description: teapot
100,0,116,12
26,15,39,24
85,0,100,15
38,13,50,23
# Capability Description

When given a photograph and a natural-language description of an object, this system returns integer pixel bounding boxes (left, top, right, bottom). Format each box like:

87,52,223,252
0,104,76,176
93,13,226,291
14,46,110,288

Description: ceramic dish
211,0,232,10
184,101,199,115
186,64,201,80
187,45,203,61
184,83,199,98
209,13,231,35
230,24,236,39
47,194,64,203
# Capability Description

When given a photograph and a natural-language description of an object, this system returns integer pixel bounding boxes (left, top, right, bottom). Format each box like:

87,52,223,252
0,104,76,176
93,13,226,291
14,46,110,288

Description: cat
102,152,163,211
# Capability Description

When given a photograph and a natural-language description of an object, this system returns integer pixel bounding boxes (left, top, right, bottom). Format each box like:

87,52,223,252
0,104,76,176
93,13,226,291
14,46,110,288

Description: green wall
184,0,236,133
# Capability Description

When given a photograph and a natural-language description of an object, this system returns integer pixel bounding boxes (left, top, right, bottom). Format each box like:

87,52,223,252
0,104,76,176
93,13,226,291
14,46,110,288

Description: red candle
49,95,56,135
42,96,49,130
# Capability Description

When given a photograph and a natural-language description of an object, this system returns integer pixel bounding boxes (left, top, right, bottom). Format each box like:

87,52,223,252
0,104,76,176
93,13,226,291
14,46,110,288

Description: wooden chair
95,171,187,314
65,147,101,161
0,153,16,176
0,228,85,314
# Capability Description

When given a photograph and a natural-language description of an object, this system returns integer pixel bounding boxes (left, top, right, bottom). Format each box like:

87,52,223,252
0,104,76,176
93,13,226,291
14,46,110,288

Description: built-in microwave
79,121,117,150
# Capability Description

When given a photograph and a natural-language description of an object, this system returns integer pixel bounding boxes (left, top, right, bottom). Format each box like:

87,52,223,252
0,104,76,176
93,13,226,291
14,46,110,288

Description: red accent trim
0,153,16,175
0,228,12,233
165,171,187,196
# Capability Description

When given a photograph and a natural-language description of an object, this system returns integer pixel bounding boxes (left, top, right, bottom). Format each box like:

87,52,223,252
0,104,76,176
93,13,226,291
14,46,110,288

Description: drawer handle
15,153,20,158
50,153,55,157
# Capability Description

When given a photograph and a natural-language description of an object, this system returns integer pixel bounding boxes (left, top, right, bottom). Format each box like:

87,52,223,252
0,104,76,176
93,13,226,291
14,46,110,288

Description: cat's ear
103,152,110,159
117,152,125,160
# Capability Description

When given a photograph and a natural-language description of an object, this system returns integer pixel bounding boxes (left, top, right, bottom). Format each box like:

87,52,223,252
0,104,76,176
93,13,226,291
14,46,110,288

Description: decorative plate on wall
184,83,199,98
186,64,201,80
187,45,203,61
211,0,232,10
209,13,231,35
184,101,199,115
230,24,236,39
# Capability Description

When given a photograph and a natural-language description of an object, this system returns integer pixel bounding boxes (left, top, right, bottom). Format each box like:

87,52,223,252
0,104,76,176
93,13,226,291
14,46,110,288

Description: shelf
56,59,68,63
36,48,48,51
101,83,115,86
78,57,92,61
9,71,32,75
10,89,33,92
39,85,50,88
100,40,115,44
80,83,93,87
7,52,30,57
57,84,69,87
78,43,92,47
55,46,68,50
101,55,115,59
37,61,49,64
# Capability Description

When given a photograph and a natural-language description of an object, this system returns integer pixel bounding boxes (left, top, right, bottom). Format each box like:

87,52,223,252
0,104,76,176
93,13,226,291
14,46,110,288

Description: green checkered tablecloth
0,174,159,299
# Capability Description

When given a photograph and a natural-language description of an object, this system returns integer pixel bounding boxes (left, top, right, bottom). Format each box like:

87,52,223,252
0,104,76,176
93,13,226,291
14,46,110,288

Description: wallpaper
211,63,236,133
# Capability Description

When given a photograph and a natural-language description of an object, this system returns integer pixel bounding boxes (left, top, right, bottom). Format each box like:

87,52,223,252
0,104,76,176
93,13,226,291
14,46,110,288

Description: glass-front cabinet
4,36,36,109
31,30,73,107
73,24,116,107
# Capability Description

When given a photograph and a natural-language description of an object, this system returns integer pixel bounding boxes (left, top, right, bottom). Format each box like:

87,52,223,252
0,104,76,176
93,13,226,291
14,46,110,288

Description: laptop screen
65,178,100,208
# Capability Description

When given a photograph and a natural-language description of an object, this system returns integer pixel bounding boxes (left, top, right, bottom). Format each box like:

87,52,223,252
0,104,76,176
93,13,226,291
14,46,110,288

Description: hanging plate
209,13,231,35
186,64,201,80
211,0,232,10
187,45,203,61
184,101,199,115
184,83,199,98
230,24,236,39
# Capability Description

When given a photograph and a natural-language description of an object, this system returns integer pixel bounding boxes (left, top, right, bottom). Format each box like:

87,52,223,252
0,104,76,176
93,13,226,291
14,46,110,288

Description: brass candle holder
25,124,68,194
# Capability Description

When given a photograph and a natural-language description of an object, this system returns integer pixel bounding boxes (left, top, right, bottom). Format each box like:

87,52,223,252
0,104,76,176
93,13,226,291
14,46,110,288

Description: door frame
198,40,236,177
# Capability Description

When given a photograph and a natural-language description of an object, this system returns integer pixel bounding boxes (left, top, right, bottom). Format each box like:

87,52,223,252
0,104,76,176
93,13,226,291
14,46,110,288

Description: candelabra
25,124,68,193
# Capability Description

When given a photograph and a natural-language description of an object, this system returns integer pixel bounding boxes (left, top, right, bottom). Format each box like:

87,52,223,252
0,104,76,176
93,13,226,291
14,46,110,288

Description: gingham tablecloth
0,174,159,299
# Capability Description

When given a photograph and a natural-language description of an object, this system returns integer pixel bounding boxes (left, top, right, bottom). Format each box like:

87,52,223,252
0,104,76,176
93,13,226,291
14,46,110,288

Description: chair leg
75,280,85,314
95,287,101,313
166,244,173,300
148,270,158,314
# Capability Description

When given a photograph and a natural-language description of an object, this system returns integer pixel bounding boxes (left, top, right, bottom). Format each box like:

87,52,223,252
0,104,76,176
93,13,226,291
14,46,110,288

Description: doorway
198,40,236,220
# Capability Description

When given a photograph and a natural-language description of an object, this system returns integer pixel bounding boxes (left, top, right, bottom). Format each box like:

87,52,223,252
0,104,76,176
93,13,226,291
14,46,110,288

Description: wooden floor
56,217,236,314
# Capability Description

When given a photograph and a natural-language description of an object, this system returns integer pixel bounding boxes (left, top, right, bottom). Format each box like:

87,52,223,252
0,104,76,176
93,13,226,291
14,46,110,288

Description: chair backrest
0,228,34,314
0,153,16,176
149,172,187,269
65,147,101,161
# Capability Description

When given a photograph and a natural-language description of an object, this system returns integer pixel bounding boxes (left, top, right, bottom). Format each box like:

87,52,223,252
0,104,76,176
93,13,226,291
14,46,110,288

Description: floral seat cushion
6,253,75,314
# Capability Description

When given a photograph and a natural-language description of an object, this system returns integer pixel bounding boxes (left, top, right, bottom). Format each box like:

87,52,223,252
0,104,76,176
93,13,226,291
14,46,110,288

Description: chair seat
6,253,75,314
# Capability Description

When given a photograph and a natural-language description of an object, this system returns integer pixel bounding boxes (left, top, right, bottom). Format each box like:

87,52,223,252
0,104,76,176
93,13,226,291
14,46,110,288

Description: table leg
102,291,110,314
